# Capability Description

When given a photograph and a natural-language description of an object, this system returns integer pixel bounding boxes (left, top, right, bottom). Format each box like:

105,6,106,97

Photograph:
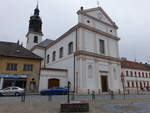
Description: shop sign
0,74,27,78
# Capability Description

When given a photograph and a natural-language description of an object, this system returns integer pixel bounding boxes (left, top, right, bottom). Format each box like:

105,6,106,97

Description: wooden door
101,76,108,92
48,79,59,89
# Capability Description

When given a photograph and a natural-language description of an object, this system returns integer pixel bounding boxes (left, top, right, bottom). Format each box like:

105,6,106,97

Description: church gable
78,7,117,28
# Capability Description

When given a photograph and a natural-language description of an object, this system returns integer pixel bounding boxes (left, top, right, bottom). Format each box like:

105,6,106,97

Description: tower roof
34,4,40,16
28,4,42,34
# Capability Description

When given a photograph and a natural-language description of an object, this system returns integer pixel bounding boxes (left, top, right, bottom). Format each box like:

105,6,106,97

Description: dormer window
34,36,38,43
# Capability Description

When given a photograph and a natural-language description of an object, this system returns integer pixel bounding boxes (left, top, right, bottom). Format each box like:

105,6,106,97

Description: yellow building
0,41,42,91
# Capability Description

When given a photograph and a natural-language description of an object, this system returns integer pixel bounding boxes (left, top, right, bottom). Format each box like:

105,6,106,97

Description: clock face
97,12,103,20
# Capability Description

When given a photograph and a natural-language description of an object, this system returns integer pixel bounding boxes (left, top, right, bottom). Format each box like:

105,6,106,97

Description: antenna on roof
96,1,100,7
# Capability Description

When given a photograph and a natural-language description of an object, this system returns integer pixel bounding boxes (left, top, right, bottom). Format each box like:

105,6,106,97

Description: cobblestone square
1,96,150,113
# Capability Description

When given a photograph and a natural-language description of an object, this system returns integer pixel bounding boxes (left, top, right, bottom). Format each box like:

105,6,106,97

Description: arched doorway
48,78,60,89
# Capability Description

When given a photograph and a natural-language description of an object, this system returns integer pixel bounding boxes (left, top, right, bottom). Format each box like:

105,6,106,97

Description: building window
6,63,17,71
99,39,105,54
139,72,141,77
59,47,63,58
146,73,148,78
47,54,50,64
52,51,56,61
132,81,134,87
147,82,149,87
130,71,133,77
34,36,38,43
136,81,138,87
144,82,146,87
142,72,144,77
134,72,137,77
23,64,33,71
127,81,130,87
68,42,73,54
126,71,129,76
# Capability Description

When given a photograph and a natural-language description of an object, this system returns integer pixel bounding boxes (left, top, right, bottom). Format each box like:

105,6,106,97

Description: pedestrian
140,85,144,91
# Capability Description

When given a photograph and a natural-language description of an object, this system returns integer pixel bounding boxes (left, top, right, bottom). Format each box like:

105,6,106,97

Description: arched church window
34,36,38,43
47,54,49,64
68,42,73,54
59,47,63,58
52,51,56,61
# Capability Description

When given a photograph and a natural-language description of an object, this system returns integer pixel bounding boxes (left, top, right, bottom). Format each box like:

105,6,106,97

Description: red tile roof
121,60,150,71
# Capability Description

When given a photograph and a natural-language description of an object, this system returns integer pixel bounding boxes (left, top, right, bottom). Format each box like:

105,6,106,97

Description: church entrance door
101,76,108,92
48,78,60,89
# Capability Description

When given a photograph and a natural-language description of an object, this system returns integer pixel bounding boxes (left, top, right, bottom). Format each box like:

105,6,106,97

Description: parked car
0,86,24,96
40,87,68,95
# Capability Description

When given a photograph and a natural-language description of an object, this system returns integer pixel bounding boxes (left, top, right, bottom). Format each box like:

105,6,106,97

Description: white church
26,5,122,94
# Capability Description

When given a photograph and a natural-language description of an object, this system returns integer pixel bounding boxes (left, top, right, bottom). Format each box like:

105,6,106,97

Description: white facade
122,67,150,92
39,69,67,91
26,33,43,50
29,7,122,93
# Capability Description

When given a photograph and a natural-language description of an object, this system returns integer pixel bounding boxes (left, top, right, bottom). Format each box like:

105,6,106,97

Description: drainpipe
44,48,46,68
73,28,78,93
37,60,42,92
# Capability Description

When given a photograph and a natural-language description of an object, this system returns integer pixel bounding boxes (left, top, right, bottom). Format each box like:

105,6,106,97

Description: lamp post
67,81,71,103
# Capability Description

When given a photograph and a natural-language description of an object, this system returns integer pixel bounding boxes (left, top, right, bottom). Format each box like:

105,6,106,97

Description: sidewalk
0,98,150,113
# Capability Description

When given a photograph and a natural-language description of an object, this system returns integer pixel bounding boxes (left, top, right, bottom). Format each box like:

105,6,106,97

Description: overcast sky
0,0,150,62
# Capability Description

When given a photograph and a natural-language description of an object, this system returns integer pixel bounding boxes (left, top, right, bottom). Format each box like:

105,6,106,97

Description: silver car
0,87,24,96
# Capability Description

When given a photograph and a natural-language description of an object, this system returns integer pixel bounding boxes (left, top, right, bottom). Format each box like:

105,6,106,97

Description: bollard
110,91,114,100
48,95,52,101
88,89,90,95
92,91,95,100
98,89,101,95
21,91,25,102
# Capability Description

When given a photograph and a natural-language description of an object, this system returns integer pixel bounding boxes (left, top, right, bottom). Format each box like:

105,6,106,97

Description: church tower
26,4,43,50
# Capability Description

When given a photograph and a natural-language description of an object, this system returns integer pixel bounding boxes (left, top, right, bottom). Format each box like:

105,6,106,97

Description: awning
0,74,27,78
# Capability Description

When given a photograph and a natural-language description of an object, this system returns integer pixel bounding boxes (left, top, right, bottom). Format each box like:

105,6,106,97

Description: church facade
26,6,122,93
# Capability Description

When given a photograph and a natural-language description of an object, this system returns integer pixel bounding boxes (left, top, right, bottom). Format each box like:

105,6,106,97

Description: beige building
0,41,42,91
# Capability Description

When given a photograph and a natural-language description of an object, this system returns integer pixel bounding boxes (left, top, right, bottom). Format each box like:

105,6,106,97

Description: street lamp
67,81,71,103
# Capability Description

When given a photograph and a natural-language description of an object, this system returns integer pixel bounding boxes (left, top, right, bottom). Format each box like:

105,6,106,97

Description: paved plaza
1,95,150,113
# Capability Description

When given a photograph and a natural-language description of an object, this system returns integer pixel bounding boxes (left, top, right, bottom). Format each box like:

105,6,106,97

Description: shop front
0,74,27,89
